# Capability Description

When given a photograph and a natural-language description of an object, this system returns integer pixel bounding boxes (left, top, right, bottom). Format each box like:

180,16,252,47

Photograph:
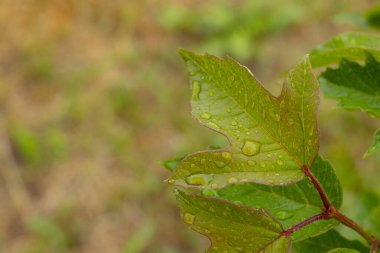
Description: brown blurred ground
0,1,378,253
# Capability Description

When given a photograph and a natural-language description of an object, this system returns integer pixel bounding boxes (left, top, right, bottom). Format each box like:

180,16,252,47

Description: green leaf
175,190,291,253
162,156,185,172
170,50,319,188
310,32,380,68
320,52,380,118
326,249,361,253
352,191,380,238
364,129,380,158
364,3,380,28
294,230,369,253
217,156,342,241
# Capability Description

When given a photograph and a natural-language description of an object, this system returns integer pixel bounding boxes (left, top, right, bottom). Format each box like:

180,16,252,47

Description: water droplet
211,183,218,189
247,160,256,166
192,81,201,100
201,112,211,119
231,121,238,126
275,211,294,220
221,152,231,159
277,160,284,165
214,161,225,168
202,188,219,197
183,212,195,224
207,122,220,129
228,177,238,184
241,140,261,156
185,174,210,185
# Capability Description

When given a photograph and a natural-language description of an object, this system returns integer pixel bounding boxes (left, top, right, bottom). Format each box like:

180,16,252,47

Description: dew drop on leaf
214,161,226,168
275,211,294,220
228,177,238,184
211,183,218,189
221,152,232,159
192,81,201,100
247,160,256,166
183,212,195,224
201,112,212,119
241,140,261,156
185,174,210,185
207,122,220,129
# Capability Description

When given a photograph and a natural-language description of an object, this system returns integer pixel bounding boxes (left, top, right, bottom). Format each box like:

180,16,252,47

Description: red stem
280,165,379,253
301,165,331,211
281,212,329,236
371,239,379,253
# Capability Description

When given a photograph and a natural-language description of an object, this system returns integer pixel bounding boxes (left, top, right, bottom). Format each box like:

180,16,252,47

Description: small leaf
320,52,380,118
175,190,291,253
326,249,361,253
170,50,319,188
364,129,380,158
294,229,369,253
162,156,185,172
364,3,380,29
217,156,342,241
310,32,380,68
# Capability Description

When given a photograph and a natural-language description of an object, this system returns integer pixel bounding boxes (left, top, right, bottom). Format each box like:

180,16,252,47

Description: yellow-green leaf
170,50,319,188
176,190,291,253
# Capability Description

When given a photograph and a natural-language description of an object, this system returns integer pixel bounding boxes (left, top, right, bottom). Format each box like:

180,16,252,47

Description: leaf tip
178,48,194,61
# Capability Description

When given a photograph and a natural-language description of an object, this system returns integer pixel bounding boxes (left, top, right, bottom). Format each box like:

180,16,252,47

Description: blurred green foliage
158,0,307,60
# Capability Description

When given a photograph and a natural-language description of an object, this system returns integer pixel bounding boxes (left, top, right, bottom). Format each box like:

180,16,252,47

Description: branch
281,212,329,236
300,165,379,251
301,165,331,210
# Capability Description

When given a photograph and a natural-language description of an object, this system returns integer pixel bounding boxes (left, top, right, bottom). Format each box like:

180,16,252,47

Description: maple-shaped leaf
319,52,380,157
217,156,342,241
320,52,380,118
169,50,319,188
310,32,380,68
175,190,291,253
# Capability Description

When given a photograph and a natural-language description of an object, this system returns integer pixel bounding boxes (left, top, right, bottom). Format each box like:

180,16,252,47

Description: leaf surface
364,129,380,158
294,230,369,253
175,190,291,253
170,50,319,188
310,32,380,68
326,249,361,253
320,53,380,118
217,156,342,241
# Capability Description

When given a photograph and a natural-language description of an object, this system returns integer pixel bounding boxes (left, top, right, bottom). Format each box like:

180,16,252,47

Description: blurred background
0,0,379,252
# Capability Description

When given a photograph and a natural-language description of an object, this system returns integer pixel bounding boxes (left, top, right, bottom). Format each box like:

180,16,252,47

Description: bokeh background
0,1,379,252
